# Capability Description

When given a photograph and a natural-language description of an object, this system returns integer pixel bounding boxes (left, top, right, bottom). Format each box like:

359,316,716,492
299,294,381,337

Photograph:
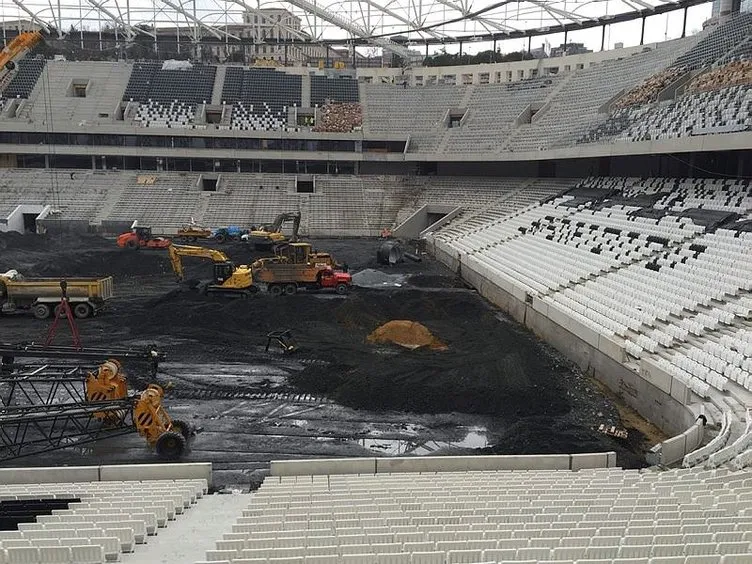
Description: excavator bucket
266,330,297,354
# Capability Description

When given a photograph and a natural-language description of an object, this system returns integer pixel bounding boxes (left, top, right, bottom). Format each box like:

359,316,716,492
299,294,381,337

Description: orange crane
0,31,42,75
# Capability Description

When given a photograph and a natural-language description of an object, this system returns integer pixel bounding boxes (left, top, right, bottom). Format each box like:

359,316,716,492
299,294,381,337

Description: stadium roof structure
4,0,710,58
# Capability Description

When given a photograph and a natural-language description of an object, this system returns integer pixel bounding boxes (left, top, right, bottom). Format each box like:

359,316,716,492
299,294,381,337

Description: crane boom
0,32,42,78
168,244,233,281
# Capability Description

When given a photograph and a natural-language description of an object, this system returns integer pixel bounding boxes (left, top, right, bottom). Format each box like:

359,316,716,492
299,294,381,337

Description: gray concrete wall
393,204,458,239
431,241,697,440
269,452,616,476
0,463,212,485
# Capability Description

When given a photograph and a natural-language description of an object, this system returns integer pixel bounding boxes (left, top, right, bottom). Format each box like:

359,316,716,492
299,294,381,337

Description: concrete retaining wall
647,417,706,466
0,463,212,485
270,452,616,476
432,242,697,440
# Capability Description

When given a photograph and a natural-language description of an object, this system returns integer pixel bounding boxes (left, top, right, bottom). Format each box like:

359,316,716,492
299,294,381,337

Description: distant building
551,42,591,58
202,9,344,66
0,19,42,35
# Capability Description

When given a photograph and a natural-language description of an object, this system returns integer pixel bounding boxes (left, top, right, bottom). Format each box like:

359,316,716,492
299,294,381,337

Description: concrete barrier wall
270,452,616,476
0,466,100,484
271,458,377,476
99,463,212,485
647,417,705,466
432,242,697,440
0,463,212,486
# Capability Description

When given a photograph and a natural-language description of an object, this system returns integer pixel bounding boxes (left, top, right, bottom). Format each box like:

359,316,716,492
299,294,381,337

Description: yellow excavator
167,244,255,297
244,212,301,250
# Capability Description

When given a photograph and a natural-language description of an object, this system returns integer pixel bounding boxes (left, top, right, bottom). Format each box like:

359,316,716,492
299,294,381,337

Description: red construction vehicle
117,221,171,251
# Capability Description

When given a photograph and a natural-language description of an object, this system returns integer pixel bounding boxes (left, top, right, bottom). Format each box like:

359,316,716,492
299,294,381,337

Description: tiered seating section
513,37,695,152
672,12,752,70
612,66,688,109
1,478,207,564
2,57,45,99
134,100,197,129
311,76,359,106
198,467,752,564
431,177,752,421
421,179,574,235
443,78,560,154
105,174,203,230
27,61,132,125
229,102,287,131
0,169,124,221
578,58,752,144
611,85,752,141
222,68,301,131
312,103,362,133
0,16,747,153
362,84,462,152
123,62,215,104
123,62,215,129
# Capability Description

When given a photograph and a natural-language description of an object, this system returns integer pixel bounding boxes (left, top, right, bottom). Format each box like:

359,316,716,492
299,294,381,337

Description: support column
563,30,568,54
459,41,463,57
682,8,688,38
640,16,646,45
527,35,532,54
601,25,606,51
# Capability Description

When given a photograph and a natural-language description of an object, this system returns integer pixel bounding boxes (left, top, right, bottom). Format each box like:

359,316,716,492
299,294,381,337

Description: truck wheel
284,283,297,295
231,235,241,242
125,239,138,250
33,303,52,320
73,303,93,319
335,283,349,295
215,233,227,244
155,431,186,460
269,285,283,296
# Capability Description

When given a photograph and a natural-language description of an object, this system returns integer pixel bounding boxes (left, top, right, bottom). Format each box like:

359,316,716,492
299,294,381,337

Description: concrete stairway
122,492,250,564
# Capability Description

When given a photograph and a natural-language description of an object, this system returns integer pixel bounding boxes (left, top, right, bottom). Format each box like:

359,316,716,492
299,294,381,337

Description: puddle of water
285,419,309,428
167,363,289,378
359,426,488,456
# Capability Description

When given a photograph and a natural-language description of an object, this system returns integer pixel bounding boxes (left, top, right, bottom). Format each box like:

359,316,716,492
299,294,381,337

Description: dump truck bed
4,277,114,301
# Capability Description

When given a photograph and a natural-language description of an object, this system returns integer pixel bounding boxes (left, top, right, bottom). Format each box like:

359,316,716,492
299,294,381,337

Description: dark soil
0,232,650,470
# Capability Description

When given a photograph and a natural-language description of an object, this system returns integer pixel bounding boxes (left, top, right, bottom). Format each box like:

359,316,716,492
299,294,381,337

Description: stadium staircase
212,66,227,105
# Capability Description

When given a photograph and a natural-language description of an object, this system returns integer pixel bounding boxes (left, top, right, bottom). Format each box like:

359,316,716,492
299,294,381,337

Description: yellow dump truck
0,270,114,320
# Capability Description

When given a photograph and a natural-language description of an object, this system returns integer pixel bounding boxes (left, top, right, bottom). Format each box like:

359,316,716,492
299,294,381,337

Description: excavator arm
269,212,301,236
168,244,232,282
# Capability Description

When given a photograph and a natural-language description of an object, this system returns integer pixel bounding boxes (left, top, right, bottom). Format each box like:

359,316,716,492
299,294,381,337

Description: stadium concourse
1,9,752,564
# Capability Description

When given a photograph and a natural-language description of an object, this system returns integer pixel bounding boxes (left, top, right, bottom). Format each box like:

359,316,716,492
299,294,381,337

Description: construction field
0,232,662,488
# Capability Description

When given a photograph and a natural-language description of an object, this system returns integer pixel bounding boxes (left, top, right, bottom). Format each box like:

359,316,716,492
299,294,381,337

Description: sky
0,0,714,55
